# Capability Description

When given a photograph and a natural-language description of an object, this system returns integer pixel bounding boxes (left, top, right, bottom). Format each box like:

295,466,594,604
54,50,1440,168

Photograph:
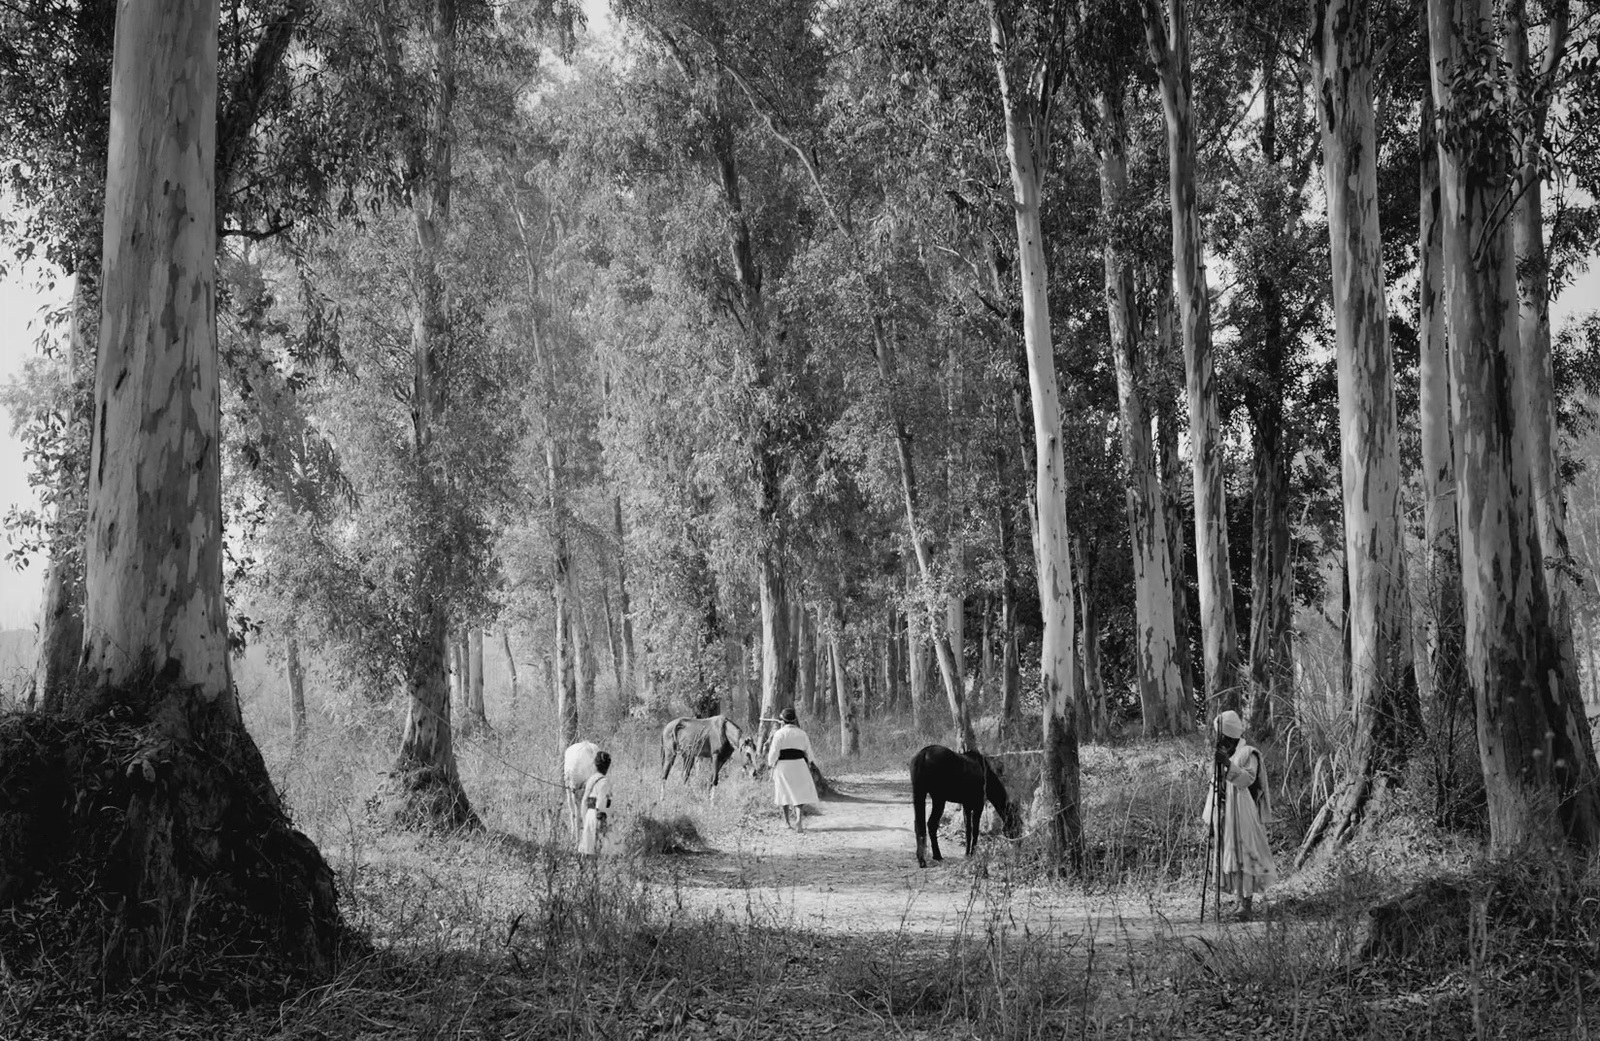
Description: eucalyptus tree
1142,0,1243,712
1427,0,1600,852
986,0,1084,869
0,0,342,975
1296,0,1420,862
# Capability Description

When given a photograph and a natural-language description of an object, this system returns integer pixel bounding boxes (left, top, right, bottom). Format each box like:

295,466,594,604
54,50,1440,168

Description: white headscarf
1214,710,1245,739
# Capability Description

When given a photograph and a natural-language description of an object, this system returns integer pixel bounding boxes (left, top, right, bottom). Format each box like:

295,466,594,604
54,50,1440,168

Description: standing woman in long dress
578,750,613,855
767,707,819,832
1201,710,1277,917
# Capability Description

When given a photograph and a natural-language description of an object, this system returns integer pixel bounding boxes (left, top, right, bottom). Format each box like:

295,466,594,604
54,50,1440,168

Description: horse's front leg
927,799,946,863
964,804,979,856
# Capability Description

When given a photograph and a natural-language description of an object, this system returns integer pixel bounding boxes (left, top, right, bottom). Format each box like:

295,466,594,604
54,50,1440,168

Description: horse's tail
911,753,929,867
661,723,679,780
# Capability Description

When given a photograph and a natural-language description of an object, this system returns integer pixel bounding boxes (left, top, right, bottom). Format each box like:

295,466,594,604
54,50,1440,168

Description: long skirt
772,759,818,807
578,809,605,855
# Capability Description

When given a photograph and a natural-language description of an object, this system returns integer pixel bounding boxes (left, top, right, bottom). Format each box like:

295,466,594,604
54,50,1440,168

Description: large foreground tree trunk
1,0,342,978
990,0,1083,872
1428,0,1600,853
1143,0,1243,713
1299,0,1421,865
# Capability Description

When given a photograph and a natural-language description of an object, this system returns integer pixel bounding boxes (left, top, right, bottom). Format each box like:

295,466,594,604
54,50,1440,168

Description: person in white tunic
1201,710,1276,918
577,751,613,856
767,707,818,832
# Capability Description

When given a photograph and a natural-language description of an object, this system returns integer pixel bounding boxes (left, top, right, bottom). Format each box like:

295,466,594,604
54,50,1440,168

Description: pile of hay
623,813,707,855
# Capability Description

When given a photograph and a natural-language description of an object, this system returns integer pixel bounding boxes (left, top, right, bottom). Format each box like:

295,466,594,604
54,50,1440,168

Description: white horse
562,740,602,832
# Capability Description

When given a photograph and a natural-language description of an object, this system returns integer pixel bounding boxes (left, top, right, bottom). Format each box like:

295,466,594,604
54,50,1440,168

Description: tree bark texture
1505,0,1582,726
1299,0,1421,863
32,276,95,712
1096,87,1184,738
989,0,1083,869
83,0,230,698
831,603,860,755
501,628,519,710
1428,0,1600,853
466,627,486,728
1154,287,1196,729
1143,0,1242,713
1417,95,1463,713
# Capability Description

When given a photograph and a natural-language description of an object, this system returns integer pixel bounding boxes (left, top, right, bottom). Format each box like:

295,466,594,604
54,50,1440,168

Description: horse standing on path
911,744,1023,868
660,715,757,795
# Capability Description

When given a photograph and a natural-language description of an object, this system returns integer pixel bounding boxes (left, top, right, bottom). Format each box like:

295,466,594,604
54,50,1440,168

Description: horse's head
738,736,761,776
983,756,1024,839
998,797,1024,839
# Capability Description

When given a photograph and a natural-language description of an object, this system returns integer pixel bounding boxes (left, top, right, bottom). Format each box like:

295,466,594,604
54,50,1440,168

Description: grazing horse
911,744,1023,868
660,715,757,793
563,740,602,832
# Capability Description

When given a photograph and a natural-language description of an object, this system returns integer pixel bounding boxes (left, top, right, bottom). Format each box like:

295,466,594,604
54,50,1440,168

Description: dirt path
649,771,1256,953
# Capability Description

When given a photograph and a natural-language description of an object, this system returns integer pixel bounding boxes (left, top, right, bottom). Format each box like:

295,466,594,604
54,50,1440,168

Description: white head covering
1214,710,1244,739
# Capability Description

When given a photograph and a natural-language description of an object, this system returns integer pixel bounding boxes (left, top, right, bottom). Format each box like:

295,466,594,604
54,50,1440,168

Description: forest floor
656,769,1248,950
5,727,1598,1040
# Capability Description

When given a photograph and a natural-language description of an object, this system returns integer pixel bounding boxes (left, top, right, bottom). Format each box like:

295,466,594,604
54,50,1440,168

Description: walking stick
1199,756,1218,922
1212,755,1226,922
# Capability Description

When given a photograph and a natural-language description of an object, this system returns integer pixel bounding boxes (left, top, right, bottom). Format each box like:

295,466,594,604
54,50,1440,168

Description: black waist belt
777,748,806,761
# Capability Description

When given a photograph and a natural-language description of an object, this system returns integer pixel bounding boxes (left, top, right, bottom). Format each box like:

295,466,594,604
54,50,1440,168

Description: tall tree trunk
1073,532,1107,740
501,628,519,712
1427,0,1600,853
1097,86,1184,738
885,607,903,716
1154,283,1197,729
1417,93,1464,716
795,606,814,720
32,276,93,712
907,602,928,733
1245,406,1293,736
466,627,486,729
989,0,1083,871
831,602,860,755
601,583,622,693
1299,0,1421,864
382,0,474,829
551,444,578,750
1143,0,1242,713
758,549,793,740
612,495,637,702
1505,0,1582,731
286,631,308,748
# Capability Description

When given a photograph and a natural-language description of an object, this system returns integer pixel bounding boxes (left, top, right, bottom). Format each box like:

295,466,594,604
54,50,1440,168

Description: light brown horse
660,715,757,793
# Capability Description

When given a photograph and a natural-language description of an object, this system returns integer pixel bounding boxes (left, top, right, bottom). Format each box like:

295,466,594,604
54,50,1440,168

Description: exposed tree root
0,692,346,983
372,760,481,832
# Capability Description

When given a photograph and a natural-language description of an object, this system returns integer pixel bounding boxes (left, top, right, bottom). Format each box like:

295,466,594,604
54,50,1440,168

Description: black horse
911,744,1022,867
